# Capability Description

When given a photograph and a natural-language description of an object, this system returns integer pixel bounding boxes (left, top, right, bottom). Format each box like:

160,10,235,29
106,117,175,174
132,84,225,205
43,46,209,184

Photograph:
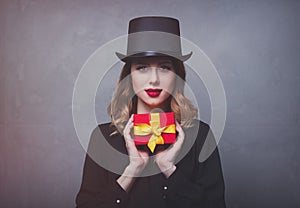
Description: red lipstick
145,88,162,97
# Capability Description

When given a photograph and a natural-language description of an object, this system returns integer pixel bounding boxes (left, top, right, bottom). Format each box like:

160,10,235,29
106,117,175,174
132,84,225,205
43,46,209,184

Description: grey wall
1,0,299,207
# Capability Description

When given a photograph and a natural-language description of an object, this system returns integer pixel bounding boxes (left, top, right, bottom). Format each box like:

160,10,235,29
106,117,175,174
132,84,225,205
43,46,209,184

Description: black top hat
116,16,192,62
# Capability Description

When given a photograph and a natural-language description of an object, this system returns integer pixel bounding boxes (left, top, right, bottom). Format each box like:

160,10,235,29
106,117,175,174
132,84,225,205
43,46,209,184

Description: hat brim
115,51,192,62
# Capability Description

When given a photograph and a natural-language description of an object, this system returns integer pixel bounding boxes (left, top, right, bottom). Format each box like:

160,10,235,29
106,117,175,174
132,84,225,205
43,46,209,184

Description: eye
158,65,172,71
136,66,149,72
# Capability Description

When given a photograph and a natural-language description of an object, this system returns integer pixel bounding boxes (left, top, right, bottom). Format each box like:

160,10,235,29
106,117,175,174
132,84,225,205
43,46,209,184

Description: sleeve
75,126,130,208
163,126,226,208
75,154,129,208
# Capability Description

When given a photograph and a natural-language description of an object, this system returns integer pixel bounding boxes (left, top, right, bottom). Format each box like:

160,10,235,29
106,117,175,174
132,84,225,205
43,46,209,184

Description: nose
149,68,160,85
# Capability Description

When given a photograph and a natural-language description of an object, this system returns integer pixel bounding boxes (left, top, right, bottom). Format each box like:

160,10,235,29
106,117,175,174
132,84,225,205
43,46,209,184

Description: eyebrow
158,61,173,64
133,60,173,65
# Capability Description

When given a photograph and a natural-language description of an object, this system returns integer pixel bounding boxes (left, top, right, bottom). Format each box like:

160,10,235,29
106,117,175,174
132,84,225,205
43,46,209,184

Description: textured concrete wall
1,0,299,207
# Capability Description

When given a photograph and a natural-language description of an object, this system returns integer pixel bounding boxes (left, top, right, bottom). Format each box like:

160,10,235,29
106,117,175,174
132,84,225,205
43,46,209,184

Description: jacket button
116,199,121,204
162,195,167,199
163,186,168,190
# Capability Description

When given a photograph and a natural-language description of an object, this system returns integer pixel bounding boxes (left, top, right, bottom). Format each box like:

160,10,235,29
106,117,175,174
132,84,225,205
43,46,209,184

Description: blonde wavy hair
107,58,198,135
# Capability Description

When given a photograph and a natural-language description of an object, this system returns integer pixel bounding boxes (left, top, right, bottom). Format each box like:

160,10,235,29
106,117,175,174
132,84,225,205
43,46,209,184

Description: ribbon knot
150,120,163,136
153,129,162,136
134,113,176,152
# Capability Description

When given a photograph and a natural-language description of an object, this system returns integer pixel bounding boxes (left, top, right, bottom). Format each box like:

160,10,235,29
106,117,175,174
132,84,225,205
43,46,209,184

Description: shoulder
198,120,210,135
183,119,214,156
193,120,219,163
184,119,211,141
89,122,119,139
89,122,126,154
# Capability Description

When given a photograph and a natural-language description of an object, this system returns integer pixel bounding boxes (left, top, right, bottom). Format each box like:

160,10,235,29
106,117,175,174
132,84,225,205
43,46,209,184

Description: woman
76,16,226,208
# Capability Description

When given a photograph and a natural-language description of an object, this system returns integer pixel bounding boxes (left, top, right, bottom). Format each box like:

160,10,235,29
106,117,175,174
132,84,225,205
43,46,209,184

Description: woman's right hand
117,115,149,192
123,114,149,176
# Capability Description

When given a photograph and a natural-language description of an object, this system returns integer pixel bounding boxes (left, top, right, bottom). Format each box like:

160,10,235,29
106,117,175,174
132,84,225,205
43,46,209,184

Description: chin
147,102,162,108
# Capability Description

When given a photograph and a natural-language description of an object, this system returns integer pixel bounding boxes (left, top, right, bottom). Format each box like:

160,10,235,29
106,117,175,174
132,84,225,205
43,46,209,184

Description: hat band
127,31,182,55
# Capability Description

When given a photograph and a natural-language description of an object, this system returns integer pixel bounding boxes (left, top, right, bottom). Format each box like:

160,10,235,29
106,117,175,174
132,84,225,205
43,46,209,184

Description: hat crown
128,16,180,36
116,16,192,62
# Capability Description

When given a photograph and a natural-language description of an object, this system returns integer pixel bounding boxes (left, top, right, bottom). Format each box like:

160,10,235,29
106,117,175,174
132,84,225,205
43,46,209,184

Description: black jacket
76,120,226,208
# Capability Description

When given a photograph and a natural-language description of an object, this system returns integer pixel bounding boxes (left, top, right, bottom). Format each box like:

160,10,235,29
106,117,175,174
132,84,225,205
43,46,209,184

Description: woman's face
130,57,176,112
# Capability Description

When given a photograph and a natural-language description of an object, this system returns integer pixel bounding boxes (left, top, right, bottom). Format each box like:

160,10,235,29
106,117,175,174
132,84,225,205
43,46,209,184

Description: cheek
131,73,145,93
131,75,138,92
164,74,176,91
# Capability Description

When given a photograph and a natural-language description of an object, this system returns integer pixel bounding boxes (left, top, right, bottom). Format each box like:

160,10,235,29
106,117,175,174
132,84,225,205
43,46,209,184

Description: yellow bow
134,113,176,152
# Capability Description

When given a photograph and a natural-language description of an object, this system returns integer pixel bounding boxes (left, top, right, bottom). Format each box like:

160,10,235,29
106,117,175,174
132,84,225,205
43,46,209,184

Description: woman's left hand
155,120,185,178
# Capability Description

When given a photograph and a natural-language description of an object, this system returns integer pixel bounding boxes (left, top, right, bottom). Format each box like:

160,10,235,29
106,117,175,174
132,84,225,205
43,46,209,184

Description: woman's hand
155,120,185,178
123,114,149,176
117,115,149,192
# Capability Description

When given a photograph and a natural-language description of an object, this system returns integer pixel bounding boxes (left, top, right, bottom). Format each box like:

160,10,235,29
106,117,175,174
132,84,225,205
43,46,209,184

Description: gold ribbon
134,113,176,152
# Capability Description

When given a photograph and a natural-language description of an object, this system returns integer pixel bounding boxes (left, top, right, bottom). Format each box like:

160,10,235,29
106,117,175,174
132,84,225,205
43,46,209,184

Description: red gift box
133,112,176,152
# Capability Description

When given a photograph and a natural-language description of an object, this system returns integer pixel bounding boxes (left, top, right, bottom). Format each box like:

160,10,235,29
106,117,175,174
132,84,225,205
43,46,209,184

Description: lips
145,88,162,97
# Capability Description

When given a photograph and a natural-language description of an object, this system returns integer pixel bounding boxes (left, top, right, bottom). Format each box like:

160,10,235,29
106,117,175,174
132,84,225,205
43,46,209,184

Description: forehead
131,57,173,64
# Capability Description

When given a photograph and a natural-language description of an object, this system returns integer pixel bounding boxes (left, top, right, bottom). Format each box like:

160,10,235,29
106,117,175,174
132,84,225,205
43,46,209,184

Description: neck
136,98,171,114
